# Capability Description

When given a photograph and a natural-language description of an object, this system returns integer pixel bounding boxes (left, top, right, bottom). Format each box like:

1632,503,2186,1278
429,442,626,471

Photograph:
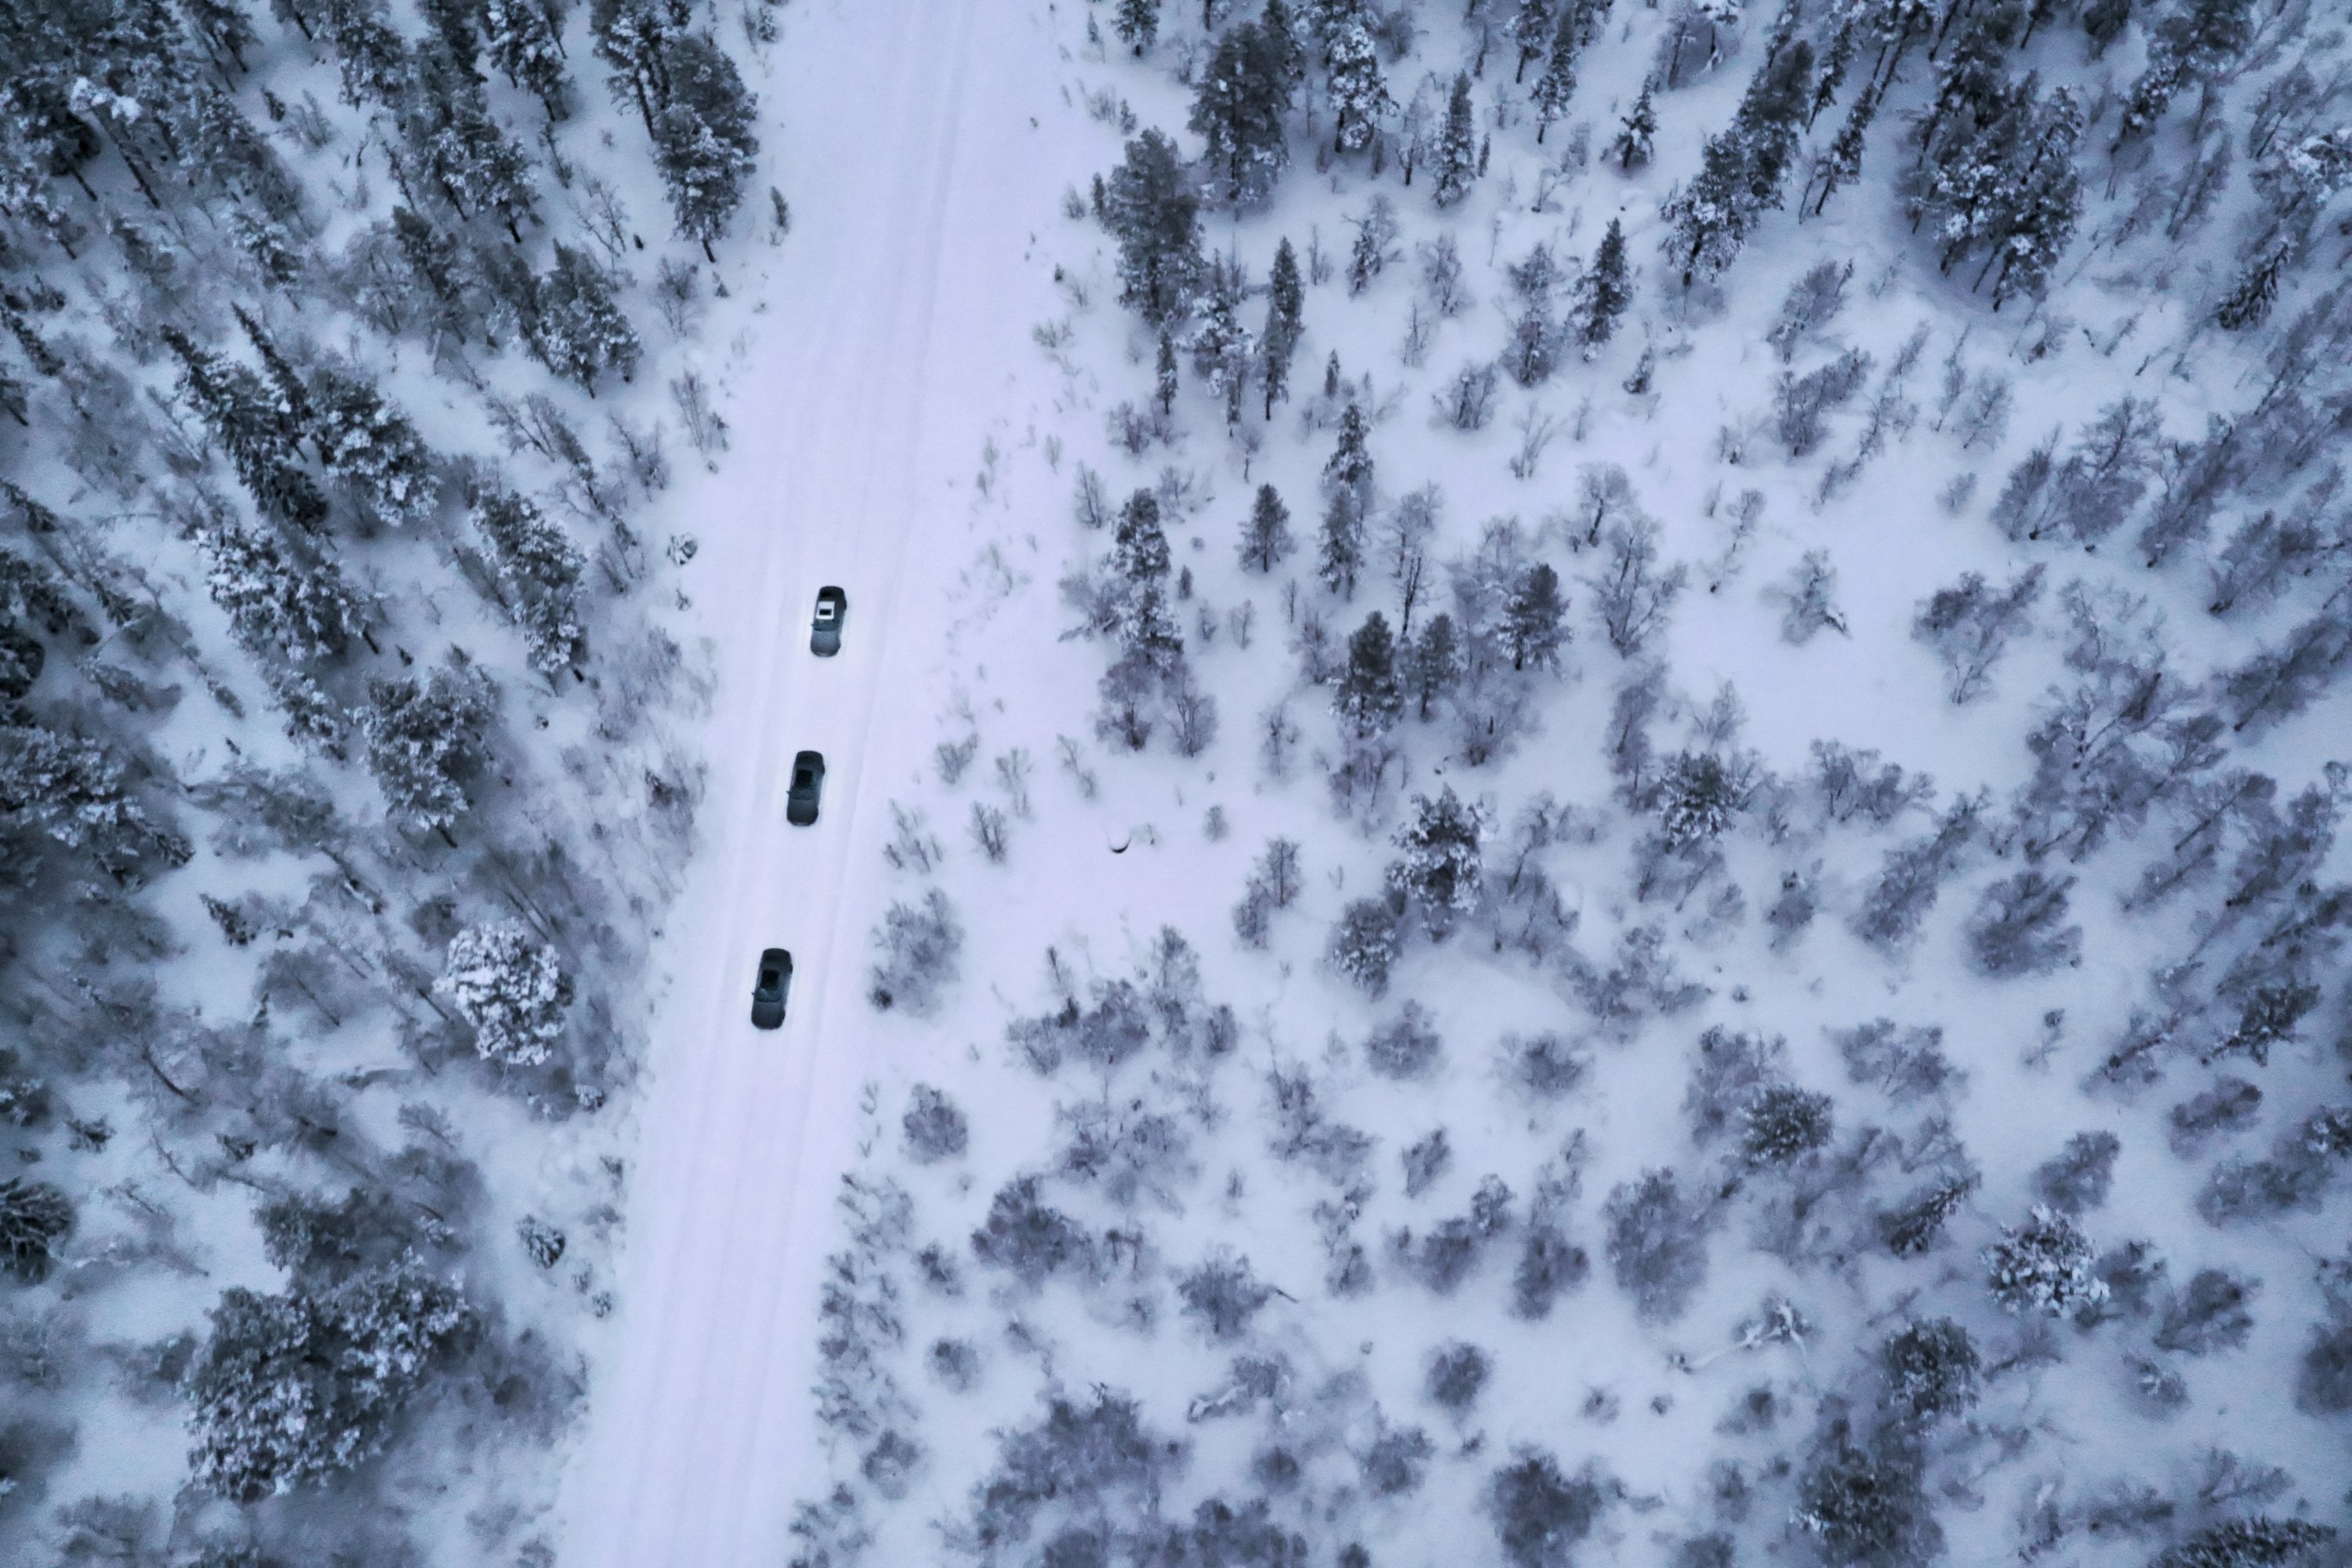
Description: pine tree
1531,9,1581,143
1261,0,1309,92
187,1260,477,1501
1192,20,1290,208
1105,129,1203,328
1240,485,1295,572
359,659,495,840
196,516,368,664
1510,0,1555,82
2115,0,2252,144
437,919,572,1063
485,0,572,119
1404,612,1462,718
1432,73,1479,205
1156,331,1181,419
1325,22,1392,154
183,0,261,73
2082,0,2132,55
161,326,330,532
531,244,641,394
1567,218,1632,354
1261,237,1305,417
1325,400,1375,499
590,0,687,139
1319,488,1366,598
473,488,586,675
1809,77,1882,216
1116,0,1161,54
1191,259,1256,426
1986,88,2082,309
307,366,441,528
1388,786,1488,932
1880,1319,1980,1424
2215,241,2288,331
654,34,760,262
1984,1206,2105,1316
2154,1519,2339,1568
1613,75,1657,169
1504,561,1569,670
1334,612,1403,736
412,61,540,242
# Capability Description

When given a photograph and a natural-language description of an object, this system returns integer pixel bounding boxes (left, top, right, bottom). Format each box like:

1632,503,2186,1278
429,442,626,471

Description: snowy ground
563,1,2352,1565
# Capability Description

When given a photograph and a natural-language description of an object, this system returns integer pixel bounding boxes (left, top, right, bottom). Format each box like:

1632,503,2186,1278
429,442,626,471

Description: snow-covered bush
969,1178,1097,1287
1488,1447,1606,1568
1363,1001,1443,1080
929,1338,980,1393
1501,1032,1589,1102
1794,1432,1940,1568
866,888,964,1015
1359,1424,1433,1496
2154,1268,2259,1356
1984,1206,2107,1317
1963,869,2083,977
1603,1169,1708,1322
2031,1131,2120,1214
1177,1251,1275,1340
1327,898,1401,997
1424,1341,1491,1414
1879,1318,1980,1425
1511,1224,1590,1321
901,1084,969,1164
437,920,572,1067
516,1218,565,1269
1400,1128,1453,1197
1740,1084,1834,1166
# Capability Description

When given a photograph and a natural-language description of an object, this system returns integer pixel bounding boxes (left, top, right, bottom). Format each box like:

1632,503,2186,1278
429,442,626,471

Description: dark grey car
786,750,826,826
750,947,792,1029
811,586,847,656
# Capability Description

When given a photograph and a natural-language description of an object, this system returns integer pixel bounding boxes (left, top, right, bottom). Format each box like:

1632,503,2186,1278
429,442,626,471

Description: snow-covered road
557,3,1066,1560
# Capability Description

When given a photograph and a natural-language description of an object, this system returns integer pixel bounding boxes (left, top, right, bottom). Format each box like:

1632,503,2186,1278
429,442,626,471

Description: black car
750,947,793,1029
811,586,848,656
786,750,826,826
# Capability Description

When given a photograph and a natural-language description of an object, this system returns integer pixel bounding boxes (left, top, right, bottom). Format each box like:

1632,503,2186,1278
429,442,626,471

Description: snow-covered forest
779,0,2352,1565
0,0,778,1559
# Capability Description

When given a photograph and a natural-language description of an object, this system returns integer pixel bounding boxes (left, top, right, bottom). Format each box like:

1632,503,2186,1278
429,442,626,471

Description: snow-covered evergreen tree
1388,786,1488,934
1192,20,1290,209
485,0,573,120
1116,0,1161,55
358,659,495,839
186,1258,477,1501
1324,22,1392,154
307,365,442,527
473,488,586,675
532,244,642,394
1105,129,1203,328
437,918,572,1065
1984,1205,2106,1316
1261,236,1305,416
1567,218,1631,354
1432,73,1479,206
1612,74,1657,169
654,32,760,262
1531,9,1581,143
1333,612,1403,736
1240,484,1295,572
197,515,370,665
